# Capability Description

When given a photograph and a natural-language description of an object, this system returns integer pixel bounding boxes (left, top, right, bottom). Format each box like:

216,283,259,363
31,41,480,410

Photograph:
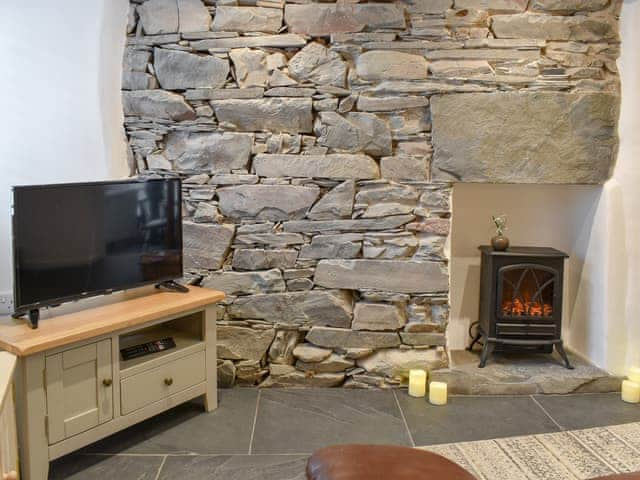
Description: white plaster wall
0,0,129,293
569,0,640,374
616,0,640,373
450,1,640,376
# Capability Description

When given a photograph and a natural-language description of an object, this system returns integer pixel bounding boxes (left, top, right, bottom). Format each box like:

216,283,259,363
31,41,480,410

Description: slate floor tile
83,388,258,455
396,393,561,446
158,455,307,480
50,388,639,480
48,454,163,480
251,388,412,454
534,393,640,430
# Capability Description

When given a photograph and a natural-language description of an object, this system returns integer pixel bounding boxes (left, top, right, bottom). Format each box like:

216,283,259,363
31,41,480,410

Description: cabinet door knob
102,378,112,387
164,377,173,386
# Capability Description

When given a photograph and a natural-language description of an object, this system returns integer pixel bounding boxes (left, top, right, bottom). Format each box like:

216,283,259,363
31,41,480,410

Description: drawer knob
3,471,18,480
102,378,112,387
164,377,173,386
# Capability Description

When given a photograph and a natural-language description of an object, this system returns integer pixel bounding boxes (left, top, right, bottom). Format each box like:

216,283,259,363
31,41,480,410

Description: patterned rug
420,422,640,480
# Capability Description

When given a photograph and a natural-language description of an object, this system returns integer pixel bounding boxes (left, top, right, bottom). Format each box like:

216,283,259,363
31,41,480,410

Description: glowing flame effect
502,298,553,317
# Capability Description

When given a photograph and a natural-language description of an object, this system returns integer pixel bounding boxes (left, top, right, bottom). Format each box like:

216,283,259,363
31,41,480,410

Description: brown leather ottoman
306,445,477,480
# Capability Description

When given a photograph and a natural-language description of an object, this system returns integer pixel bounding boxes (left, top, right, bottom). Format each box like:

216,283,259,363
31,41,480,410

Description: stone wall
122,0,620,387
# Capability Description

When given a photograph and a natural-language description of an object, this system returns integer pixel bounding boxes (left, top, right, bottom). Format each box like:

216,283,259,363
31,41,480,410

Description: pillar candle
621,380,640,404
408,369,427,397
628,367,640,384
429,381,448,406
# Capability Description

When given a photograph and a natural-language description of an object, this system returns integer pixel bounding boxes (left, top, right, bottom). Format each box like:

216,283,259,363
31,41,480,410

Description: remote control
120,337,176,361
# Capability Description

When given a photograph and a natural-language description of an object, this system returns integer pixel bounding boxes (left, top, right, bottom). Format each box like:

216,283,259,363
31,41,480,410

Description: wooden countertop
0,286,225,357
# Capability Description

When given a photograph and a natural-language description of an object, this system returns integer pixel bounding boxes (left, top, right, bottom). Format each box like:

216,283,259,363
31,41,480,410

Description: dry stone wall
122,0,621,388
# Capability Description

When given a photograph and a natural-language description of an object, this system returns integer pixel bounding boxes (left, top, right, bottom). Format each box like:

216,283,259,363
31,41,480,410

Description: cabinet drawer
120,351,205,415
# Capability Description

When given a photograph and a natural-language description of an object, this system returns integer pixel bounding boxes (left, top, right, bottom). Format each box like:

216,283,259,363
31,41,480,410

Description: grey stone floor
49,389,640,480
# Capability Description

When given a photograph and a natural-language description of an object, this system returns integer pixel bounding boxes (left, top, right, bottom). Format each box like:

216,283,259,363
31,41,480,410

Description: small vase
491,235,509,251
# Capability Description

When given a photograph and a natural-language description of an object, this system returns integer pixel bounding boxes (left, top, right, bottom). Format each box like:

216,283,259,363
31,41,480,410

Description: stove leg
467,332,482,352
555,341,574,370
478,340,494,368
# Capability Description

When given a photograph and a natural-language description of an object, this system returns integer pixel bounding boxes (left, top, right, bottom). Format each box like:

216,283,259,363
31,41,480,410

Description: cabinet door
0,382,19,478
45,340,113,444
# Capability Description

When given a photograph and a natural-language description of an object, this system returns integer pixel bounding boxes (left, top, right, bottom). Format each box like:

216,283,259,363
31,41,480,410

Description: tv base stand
0,286,224,480
27,309,39,329
10,309,40,329
155,280,190,293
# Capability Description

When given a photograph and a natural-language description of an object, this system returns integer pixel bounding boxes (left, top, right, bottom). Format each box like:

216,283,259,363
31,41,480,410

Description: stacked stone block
122,0,621,387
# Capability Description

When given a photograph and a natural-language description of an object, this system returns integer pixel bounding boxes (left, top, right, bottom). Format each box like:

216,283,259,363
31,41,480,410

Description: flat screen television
12,178,183,328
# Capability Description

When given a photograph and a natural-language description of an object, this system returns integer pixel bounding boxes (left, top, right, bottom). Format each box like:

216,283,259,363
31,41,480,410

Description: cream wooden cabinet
0,286,224,480
45,340,113,443
0,352,19,480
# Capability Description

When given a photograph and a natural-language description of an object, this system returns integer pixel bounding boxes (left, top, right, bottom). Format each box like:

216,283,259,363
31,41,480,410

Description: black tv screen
12,178,183,313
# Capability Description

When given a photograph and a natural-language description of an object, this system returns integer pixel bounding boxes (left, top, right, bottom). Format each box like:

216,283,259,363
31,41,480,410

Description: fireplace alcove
470,246,573,370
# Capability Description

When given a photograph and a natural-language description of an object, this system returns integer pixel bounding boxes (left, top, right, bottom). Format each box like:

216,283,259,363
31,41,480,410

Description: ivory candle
429,381,448,406
628,367,640,384
621,380,640,404
408,369,427,397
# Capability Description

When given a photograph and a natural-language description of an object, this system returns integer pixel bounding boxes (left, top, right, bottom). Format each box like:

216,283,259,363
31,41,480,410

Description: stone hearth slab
430,350,621,395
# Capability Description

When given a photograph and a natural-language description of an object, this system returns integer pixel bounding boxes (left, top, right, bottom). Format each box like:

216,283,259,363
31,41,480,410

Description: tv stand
155,280,189,293
0,286,224,480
